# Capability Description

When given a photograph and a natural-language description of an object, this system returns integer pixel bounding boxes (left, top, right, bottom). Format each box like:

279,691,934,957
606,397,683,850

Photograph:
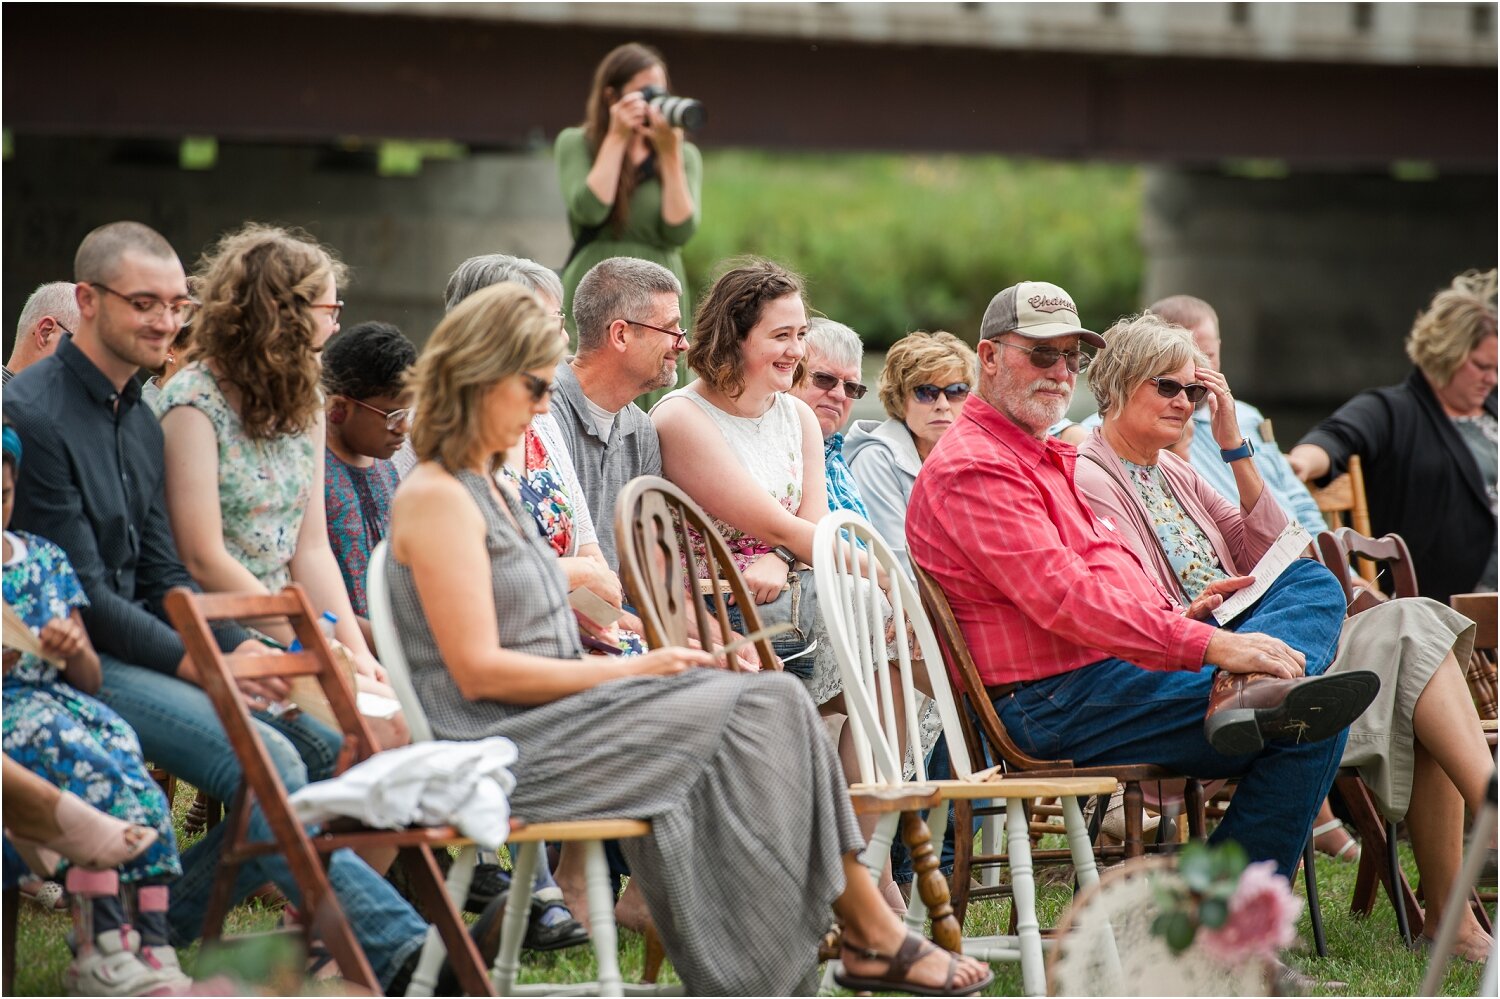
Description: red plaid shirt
906,397,1215,687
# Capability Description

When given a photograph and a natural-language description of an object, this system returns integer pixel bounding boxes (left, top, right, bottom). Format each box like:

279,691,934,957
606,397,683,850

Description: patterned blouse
3,530,89,683
158,364,318,591
502,427,577,558
823,432,870,521
325,451,401,618
1119,457,1231,602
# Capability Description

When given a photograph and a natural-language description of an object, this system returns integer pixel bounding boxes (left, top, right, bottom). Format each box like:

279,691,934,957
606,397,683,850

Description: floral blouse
1120,458,1230,602
501,427,578,558
3,531,89,683
158,363,318,592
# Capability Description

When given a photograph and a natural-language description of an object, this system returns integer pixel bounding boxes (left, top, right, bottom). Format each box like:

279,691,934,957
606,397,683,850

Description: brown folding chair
911,563,1206,924
1308,454,1378,584
614,476,964,956
1315,527,1493,943
163,584,492,996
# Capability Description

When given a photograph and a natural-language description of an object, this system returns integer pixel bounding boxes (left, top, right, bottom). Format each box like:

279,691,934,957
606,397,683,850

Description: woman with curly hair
158,223,405,747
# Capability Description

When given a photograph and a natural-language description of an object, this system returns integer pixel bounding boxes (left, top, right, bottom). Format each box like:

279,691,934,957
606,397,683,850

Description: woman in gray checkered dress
385,283,992,997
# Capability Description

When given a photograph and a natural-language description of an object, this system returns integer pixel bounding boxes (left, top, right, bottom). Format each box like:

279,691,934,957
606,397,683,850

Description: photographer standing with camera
556,42,704,342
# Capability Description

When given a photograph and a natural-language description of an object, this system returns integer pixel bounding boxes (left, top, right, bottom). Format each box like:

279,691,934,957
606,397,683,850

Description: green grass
9,789,1488,995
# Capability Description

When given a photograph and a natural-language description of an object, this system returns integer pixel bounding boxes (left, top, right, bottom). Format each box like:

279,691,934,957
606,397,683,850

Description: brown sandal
835,931,993,997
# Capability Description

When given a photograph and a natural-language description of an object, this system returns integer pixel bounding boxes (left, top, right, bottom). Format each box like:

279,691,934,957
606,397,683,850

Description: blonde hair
408,283,564,473
1090,313,1207,417
190,223,347,439
1405,268,1497,384
876,330,976,420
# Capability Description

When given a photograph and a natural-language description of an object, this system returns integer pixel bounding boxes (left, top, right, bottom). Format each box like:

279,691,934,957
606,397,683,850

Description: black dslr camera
638,85,707,131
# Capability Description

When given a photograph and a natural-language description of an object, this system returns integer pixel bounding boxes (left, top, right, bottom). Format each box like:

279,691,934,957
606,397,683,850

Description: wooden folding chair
814,513,1116,997
366,541,677,998
1450,592,1498,721
1315,527,1494,943
162,585,491,996
1308,453,1378,584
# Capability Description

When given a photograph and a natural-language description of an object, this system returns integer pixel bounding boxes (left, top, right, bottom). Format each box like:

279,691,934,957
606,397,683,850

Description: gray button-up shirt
548,363,662,570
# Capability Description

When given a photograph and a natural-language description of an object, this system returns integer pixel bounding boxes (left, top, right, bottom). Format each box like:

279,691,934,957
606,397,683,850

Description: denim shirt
7,335,247,673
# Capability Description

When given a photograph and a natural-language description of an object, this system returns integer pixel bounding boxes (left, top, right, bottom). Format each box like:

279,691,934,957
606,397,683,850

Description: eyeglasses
87,282,198,324
626,319,687,350
997,340,1092,373
911,382,970,404
520,372,555,403
1149,376,1209,405
809,371,868,400
552,309,568,333
344,396,411,432
310,301,344,323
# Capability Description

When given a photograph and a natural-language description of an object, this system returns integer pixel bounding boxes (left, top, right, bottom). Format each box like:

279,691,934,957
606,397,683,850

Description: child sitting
2,423,190,995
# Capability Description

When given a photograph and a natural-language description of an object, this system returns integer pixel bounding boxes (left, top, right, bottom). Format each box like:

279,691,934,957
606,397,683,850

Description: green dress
555,126,703,325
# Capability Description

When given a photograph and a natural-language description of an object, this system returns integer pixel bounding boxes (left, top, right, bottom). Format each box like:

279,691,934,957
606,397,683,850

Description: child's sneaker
136,943,192,994
64,928,167,997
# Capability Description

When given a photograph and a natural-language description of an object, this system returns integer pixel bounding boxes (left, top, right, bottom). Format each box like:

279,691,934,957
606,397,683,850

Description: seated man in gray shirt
550,256,684,569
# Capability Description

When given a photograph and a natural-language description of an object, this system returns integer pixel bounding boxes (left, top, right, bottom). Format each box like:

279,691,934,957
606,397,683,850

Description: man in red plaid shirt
907,281,1376,878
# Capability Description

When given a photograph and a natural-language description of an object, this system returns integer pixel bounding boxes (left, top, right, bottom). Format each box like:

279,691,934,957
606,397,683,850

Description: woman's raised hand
608,92,650,142
632,646,715,677
1194,367,1242,451
643,103,683,154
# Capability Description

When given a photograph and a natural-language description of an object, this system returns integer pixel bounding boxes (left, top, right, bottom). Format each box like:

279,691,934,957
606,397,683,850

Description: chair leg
491,841,538,993
1387,822,1414,947
949,799,974,927
407,846,478,997
1122,782,1145,860
901,811,962,954
397,846,492,997
980,809,1002,887
1185,780,1206,841
904,807,943,934
584,840,624,997
1303,837,1327,958
1005,799,1046,998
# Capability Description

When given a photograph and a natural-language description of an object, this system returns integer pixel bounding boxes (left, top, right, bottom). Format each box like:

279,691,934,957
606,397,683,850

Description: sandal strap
1311,819,1345,837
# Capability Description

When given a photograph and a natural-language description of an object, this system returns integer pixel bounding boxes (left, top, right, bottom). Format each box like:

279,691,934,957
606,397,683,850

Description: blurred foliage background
682,150,1145,349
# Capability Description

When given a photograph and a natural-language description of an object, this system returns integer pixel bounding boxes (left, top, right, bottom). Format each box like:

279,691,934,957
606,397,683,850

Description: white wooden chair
367,540,676,997
811,513,1118,997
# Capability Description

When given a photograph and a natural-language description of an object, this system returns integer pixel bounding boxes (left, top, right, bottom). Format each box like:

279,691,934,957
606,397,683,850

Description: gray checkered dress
387,469,864,995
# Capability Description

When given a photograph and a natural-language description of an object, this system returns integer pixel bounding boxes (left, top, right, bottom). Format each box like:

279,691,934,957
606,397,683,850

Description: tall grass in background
683,151,1145,349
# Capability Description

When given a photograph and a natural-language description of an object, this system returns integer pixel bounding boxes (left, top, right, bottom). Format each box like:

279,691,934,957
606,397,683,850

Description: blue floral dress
2,531,180,881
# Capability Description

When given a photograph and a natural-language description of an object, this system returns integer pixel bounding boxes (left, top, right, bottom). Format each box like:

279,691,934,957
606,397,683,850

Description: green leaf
1163,910,1197,953
1198,896,1230,929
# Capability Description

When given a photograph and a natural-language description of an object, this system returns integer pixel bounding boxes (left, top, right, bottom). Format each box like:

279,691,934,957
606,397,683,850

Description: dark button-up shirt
7,335,245,673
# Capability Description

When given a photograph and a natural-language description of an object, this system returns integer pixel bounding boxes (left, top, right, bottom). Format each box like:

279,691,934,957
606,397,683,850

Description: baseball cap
980,281,1105,348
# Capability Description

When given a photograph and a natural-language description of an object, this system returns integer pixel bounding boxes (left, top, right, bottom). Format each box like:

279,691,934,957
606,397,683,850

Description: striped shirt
906,395,1215,687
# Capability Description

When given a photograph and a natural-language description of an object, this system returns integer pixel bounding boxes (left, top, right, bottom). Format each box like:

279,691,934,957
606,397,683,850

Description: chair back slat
366,541,436,744
1451,591,1498,720
1309,455,1376,582
814,512,975,784
228,652,326,679
616,476,779,672
188,589,307,620
1314,526,1419,608
911,563,1072,771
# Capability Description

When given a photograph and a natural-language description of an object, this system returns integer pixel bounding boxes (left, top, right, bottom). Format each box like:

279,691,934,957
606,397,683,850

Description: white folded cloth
289,737,517,850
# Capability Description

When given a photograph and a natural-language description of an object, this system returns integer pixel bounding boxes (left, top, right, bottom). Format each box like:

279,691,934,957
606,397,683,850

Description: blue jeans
993,559,1348,879
96,657,426,986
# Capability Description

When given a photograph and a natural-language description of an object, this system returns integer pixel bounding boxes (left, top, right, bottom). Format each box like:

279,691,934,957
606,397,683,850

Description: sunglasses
911,382,970,404
520,372,555,403
809,371,868,400
997,340,1092,373
1150,376,1209,405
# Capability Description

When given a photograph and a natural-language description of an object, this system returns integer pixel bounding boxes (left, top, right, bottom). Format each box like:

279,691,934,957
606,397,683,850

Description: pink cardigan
1074,429,1288,608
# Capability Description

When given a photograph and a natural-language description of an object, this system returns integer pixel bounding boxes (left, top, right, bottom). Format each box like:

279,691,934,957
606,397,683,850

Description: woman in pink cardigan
1074,312,1493,963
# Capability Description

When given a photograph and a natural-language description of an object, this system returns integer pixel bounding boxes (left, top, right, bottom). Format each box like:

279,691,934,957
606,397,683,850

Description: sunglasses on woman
520,372,555,403
809,371,868,400
1150,376,1209,405
911,382,970,404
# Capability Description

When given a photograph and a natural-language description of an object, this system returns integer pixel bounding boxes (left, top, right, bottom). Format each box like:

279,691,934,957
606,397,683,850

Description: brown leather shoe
1203,669,1380,756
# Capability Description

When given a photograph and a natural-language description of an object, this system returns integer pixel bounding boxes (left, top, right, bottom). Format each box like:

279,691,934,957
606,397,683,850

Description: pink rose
1197,860,1302,965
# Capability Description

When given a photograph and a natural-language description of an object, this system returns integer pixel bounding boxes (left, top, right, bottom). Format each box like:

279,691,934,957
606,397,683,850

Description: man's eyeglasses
88,282,198,324
344,397,412,432
626,319,687,350
310,301,344,324
1149,376,1209,405
997,340,1092,373
520,372,555,403
809,371,868,400
911,382,970,404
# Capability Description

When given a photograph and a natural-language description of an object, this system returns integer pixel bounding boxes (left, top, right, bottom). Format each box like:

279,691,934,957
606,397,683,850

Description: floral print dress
1120,458,1231,602
2,530,180,882
159,364,317,591
502,427,646,656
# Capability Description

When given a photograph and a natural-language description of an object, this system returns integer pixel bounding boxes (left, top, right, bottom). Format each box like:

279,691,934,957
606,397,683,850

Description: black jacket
1299,368,1497,603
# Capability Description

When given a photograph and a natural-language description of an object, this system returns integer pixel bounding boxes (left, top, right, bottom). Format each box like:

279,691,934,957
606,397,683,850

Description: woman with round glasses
159,223,404,745
846,330,977,576
1075,313,1493,963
